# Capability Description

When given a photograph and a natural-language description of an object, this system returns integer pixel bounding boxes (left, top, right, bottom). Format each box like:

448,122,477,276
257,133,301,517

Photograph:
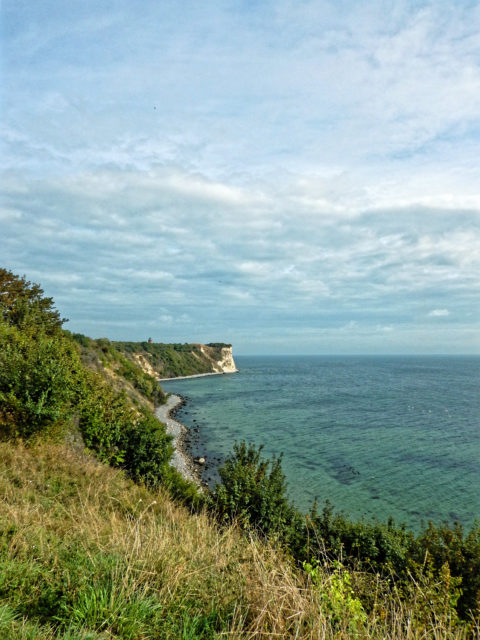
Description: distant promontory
112,341,237,379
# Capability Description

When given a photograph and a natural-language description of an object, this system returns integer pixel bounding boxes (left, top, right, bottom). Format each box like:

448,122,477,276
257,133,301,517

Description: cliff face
199,345,237,374
112,341,237,379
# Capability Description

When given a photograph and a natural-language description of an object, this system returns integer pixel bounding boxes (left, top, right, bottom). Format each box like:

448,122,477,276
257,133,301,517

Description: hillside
0,441,356,639
2,439,476,640
112,341,237,379
68,334,166,411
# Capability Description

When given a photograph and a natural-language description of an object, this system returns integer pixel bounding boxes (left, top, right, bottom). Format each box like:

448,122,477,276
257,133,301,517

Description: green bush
307,501,415,574
69,332,93,349
0,324,82,439
116,410,174,488
415,521,480,619
79,374,177,490
78,373,134,465
212,441,300,540
303,559,367,635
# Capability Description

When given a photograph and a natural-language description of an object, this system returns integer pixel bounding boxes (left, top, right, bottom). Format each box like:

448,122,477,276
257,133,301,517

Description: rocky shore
155,394,205,486
158,370,237,382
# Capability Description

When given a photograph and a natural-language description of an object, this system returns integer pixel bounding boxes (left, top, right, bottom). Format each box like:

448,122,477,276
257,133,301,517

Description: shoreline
155,394,205,487
158,370,238,382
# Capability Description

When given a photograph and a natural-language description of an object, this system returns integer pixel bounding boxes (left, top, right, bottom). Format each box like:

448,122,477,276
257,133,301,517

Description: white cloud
1,1,480,352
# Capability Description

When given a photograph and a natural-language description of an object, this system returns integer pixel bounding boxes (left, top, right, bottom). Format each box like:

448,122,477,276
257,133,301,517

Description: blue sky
1,0,479,354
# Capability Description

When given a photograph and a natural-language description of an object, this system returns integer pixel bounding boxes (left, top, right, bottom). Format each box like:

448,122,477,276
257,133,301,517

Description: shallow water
161,355,480,531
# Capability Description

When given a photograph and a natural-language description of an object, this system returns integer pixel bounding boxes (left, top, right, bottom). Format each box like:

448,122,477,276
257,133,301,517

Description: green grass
0,440,477,639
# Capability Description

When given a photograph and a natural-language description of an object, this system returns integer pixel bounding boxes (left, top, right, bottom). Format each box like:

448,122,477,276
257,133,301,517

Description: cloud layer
2,0,479,353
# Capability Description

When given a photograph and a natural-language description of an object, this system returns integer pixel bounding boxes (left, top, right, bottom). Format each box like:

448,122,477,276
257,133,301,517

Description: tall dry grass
0,441,476,639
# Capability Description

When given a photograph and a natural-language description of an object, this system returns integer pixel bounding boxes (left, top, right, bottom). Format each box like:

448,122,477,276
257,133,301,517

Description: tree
0,268,65,334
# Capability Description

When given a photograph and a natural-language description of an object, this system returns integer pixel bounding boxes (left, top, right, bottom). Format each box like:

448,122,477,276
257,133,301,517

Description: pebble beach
155,394,203,486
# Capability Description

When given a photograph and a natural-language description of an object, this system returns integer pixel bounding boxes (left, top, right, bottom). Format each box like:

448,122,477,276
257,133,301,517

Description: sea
161,355,480,532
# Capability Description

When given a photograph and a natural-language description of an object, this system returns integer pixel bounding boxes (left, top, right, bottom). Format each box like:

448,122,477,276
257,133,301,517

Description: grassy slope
69,334,167,409
0,441,318,639
0,441,474,640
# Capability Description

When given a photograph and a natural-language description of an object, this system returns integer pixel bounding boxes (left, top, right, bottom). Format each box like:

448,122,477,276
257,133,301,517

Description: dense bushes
79,372,135,465
306,502,415,573
415,521,480,619
116,410,174,487
304,502,480,620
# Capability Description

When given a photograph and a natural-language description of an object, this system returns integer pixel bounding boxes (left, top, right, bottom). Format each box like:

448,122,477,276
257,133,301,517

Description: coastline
155,394,204,487
158,370,238,382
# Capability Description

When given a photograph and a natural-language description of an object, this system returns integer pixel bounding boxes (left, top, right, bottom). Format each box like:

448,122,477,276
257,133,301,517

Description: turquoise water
161,356,480,531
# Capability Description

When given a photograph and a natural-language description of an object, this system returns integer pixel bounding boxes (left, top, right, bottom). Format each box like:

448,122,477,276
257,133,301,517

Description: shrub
79,375,176,490
212,441,300,541
304,559,367,635
116,410,174,488
307,501,415,575
0,324,82,439
415,521,480,619
78,373,134,465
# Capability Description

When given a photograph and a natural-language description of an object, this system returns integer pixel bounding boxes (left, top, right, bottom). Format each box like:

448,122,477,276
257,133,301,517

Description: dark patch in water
326,455,361,486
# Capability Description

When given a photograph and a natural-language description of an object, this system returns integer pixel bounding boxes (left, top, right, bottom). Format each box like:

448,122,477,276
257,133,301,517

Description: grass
0,441,477,639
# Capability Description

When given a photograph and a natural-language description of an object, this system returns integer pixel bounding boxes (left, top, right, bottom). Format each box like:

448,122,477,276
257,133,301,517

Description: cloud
1,1,480,352
2,166,478,345
428,309,450,317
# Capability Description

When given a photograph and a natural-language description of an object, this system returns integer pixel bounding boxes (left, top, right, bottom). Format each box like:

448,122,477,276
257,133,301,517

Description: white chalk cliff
206,346,237,373
130,343,237,379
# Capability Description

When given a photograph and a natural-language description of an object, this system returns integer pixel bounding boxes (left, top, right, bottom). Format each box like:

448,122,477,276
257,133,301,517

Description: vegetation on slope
0,267,479,638
2,440,478,640
68,333,166,407
0,269,194,502
113,340,232,378
212,442,480,625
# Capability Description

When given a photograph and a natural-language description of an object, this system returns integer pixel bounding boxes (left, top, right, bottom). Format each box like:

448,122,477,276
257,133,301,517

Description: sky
1,0,479,354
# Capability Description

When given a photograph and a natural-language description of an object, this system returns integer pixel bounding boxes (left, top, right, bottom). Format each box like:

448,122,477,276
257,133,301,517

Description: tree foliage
0,268,65,334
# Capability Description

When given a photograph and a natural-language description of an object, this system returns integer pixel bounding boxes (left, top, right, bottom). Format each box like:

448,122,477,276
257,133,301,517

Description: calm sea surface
161,356,480,531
